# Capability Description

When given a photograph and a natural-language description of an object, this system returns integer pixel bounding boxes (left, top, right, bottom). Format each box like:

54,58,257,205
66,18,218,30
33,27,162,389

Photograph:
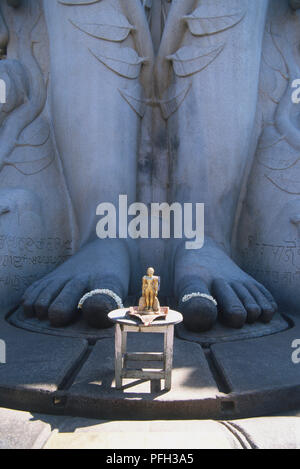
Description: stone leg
0,3,73,312
22,0,153,327
158,0,277,330
236,1,300,315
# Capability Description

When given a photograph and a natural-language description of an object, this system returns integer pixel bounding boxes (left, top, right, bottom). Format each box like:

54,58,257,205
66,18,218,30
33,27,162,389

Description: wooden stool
108,309,183,392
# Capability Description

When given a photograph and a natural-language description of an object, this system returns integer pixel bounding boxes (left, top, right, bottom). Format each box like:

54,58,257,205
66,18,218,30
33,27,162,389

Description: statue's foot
174,240,277,332
21,239,131,329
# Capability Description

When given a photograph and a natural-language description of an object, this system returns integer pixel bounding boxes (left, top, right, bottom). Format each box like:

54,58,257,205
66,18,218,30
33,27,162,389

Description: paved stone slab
176,313,289,346
0,312,88,413
66,334,221,420
225,417,300,449
0,407,63,449
59,418,242,448
44,421,240,449
2,406,300,449
0,406,241,449
210,314,300,415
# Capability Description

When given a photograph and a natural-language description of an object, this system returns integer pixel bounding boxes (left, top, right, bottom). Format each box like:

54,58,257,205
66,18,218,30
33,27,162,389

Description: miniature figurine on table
139,267,160,312
128,268,168,326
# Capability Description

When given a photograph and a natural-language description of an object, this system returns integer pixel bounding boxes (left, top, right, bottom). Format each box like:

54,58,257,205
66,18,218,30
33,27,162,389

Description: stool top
108,308,183,328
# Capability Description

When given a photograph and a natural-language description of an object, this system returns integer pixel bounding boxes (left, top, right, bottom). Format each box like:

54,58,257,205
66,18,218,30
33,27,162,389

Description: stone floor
0,305,300,422
1,406,300,449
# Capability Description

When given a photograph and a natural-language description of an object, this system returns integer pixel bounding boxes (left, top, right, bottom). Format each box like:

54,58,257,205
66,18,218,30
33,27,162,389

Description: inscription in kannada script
0,236,72,254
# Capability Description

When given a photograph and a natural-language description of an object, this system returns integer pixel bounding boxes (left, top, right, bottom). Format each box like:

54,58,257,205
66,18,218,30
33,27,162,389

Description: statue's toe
82,294,117,329
245,283,277,324
35,277,70,320
22,279,50,318
212,278,247,329
178,278,218,332
230,282,261,324
48,278,87,327
180,297,218,332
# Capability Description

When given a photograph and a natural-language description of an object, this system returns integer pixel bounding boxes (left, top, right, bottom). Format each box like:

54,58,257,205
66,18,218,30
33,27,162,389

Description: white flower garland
78,289,124,310
181,292,218,307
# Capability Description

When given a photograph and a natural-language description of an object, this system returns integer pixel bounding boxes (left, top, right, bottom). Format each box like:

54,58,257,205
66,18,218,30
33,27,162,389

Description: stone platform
0,305,299,420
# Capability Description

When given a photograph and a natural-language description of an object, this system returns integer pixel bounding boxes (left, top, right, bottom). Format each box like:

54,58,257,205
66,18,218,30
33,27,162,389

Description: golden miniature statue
127,268,168,326
139,267,160,312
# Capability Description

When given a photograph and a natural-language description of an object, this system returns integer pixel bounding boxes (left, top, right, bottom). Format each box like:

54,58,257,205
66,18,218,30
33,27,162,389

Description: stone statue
1,0,299,333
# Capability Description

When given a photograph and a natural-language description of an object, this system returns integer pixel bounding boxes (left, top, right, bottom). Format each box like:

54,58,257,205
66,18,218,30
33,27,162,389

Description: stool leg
115,324,123,390
151,380,161,394
164,325,174,391
122,330,128,368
